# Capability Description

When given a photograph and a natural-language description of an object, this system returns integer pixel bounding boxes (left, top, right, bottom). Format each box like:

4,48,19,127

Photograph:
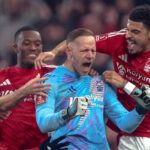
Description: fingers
89,69,99,77
34,53,45,70
81,101,88,109
102,71,113,82
0,111,11,122
34,87,51,92
32,83,51,90
34,57,39,70
81,105,88,110
35,59,43,70
35,52,54,69
36,73,40,78
36,92,49,97
38,77,49,82
39,83,51,87
33,86,51,96
32,76,49,84
102,70,113,78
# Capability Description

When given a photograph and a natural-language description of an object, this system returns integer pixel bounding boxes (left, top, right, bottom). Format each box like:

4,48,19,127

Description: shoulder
42,66,63,81
41,65,58,75
107,29,126,38
0,67,14,84
95,29,126,42
0,66,13,77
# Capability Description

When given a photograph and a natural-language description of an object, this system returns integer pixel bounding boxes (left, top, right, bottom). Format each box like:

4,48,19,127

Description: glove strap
61,109,70,120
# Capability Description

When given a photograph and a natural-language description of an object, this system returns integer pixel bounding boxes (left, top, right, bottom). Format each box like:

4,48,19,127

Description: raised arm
34,40,67,69
0,75,51,112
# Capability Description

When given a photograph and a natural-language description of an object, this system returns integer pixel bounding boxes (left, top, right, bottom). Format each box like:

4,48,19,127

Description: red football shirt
0,66,55,150
96,29,150,137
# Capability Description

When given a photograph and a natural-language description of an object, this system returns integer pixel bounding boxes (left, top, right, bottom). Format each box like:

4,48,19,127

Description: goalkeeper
35,28,148,150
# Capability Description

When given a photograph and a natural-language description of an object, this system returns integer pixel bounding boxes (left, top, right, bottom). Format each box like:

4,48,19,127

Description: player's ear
13,43,19,53
66,45,73,59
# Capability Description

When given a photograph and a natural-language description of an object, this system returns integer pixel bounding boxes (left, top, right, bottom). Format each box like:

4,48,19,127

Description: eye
23,42,30,46
91,49,96,53
132,30,140,34
35,41,42,47
35,43,41,47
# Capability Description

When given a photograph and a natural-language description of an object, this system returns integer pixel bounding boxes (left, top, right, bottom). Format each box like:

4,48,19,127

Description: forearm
0,89,26,112
36,108,68,133
116,108,145,133
51,40,67,56
36,96,88,133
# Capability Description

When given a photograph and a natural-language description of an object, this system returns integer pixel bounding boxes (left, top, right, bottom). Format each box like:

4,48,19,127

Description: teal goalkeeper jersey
35,66,145,150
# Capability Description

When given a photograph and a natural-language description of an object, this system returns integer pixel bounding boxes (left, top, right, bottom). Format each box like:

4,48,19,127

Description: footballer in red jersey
0,26,55,150
96,5,150,149
96,20,150,137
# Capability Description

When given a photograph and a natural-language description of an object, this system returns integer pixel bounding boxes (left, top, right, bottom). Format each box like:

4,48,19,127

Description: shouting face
67,35,96,76
126,19,150,55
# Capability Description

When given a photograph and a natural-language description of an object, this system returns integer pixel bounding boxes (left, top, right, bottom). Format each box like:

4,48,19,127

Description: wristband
123,82,136,95
61,109,70,120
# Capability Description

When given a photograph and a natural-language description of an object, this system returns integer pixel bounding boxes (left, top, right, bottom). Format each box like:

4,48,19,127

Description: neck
16,63,34,69
63,61,73,72
63,61,81,78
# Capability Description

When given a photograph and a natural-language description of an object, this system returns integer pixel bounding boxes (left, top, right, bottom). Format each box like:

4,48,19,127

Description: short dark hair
66,28,94,45
14,26,39,42
129,5,150,30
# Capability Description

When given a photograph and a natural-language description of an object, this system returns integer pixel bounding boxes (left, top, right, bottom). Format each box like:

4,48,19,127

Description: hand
18,74,51,97
67,97,89,118
102,70,127,88
0,111,11,122
34,52,55,69
88,68,99,77
40,135,69,150
132,86,150,110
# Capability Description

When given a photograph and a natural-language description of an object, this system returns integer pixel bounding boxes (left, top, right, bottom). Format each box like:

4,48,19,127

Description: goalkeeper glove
123,82,150,113
61,96,89,120
132,86,150,111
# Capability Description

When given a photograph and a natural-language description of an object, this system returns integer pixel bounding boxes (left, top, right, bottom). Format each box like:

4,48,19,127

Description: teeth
128,40,135,44
29,54,36,57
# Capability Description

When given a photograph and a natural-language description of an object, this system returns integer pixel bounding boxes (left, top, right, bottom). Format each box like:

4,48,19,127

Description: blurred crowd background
0,1,149,150
0,0,149,73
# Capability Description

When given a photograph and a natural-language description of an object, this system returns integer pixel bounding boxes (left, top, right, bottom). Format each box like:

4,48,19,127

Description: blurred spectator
78,13,104,34
0,0,137,70
104,6,119,32
0,0,51,67
40,21,66,51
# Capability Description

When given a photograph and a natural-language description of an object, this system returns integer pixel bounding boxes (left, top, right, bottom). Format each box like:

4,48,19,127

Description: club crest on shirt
35,95,46,106
90,77,104,102
144,58,150,72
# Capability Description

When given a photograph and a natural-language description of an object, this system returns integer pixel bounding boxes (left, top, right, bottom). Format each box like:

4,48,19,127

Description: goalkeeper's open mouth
81,62,92,74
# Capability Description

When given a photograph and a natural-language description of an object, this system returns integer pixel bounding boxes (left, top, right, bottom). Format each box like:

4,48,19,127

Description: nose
86,50,95,59
30,43,37,50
